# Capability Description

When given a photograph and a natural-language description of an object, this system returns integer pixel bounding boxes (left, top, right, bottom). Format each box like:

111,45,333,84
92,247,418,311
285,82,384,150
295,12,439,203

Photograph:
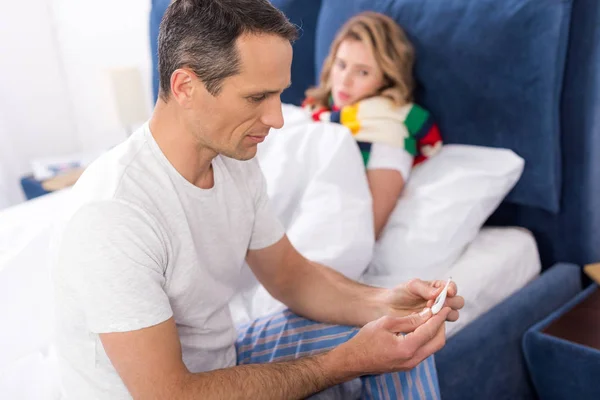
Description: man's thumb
381,308,431,334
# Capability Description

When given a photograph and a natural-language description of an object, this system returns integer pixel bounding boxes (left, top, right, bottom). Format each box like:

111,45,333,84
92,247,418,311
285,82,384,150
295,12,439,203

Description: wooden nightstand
542,286,600,350
20,168,84,200
523,283,600,400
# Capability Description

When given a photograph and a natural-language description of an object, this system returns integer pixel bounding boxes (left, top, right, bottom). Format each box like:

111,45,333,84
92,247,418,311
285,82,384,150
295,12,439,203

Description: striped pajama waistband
236,309,441,400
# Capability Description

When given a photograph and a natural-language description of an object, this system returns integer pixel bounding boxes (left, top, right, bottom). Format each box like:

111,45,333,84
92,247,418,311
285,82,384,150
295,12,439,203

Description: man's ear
170,68,196,107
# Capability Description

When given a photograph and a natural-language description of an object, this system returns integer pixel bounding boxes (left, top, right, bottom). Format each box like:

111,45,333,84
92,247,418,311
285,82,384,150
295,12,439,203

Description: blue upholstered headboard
149,0,600,268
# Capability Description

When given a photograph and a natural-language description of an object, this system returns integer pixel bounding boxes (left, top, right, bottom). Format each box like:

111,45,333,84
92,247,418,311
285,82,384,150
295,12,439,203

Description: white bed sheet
0,106,540,397
445,226,541,336
0,224,540,399
0,189,73,269
362,226,541,337
0,193,68,399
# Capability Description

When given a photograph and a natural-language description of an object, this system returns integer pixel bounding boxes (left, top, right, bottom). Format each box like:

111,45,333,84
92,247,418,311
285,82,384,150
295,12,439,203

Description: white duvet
0,106,376,398
0,105,538,398
230,104,375,323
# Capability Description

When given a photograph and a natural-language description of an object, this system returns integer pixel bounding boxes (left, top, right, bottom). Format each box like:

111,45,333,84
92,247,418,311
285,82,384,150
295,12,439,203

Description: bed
229,106,542,339
0,116,539,399
1,0,598,398
363,226,541,337
252,1,597,399
0,105,540,399
0,192,68,399
151,0,598,398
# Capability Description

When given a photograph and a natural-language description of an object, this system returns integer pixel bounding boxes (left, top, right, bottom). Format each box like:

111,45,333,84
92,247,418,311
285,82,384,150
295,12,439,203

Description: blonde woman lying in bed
304,12,443,239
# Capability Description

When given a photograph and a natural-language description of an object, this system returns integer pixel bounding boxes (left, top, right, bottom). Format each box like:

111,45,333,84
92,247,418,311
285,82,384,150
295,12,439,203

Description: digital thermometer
431,277,453,315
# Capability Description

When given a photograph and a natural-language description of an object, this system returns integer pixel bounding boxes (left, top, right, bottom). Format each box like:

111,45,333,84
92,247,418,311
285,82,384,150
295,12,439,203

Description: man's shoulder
56,197,160,250
73,127,170,209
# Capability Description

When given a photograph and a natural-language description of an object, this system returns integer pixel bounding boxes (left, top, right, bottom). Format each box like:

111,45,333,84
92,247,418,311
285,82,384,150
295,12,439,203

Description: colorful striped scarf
303,96,442,167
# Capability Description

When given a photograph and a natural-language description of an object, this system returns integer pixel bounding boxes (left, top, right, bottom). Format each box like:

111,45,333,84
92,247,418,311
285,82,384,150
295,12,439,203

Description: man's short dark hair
158,0,298,101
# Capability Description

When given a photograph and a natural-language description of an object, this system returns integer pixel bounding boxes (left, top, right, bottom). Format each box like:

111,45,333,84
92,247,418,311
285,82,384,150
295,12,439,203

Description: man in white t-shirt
52,0,464,399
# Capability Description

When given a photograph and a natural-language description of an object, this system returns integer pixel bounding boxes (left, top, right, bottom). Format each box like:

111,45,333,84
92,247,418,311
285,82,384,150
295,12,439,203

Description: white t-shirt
51,123,285,399
366,142,414,181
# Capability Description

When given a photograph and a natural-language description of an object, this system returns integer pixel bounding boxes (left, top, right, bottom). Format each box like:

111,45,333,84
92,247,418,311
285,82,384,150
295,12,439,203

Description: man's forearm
277,261,388,327
178,350,353,400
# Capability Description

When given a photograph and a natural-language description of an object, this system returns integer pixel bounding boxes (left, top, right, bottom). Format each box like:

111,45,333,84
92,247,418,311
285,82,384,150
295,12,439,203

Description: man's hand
100,311,450,399
248,236,465,327
379,279,464,322
329,307,451,376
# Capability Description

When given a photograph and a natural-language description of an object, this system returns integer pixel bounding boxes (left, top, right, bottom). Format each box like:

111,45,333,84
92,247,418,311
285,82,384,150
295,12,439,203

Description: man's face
188,33,293,161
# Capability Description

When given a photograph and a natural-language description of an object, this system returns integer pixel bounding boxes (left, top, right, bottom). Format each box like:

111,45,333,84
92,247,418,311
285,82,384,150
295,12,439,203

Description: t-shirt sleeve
57,200,173,333
366,142,414,181
248,162,285,250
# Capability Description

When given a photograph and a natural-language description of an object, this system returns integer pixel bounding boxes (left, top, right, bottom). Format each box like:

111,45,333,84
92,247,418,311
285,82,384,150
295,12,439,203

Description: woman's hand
379,279,464,322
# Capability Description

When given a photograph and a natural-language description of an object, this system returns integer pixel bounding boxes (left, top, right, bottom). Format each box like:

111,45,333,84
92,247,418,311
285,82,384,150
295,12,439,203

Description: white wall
51,0,153,152
0,0,79,207
0,115,26,208
0,0,154,208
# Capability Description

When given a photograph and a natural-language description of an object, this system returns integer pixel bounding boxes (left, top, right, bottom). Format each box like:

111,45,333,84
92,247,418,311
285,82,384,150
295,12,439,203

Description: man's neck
149,100,216,189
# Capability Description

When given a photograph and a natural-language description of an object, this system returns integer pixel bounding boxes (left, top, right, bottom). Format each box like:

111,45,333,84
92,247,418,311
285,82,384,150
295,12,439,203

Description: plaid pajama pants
236,309,441,400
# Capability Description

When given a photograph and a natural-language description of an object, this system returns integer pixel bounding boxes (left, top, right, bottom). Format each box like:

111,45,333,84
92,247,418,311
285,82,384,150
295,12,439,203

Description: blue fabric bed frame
149,0,599,398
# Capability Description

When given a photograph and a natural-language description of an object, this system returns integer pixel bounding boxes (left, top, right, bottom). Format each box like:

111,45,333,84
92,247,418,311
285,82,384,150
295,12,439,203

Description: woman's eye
358,70,369,77
335,60,346,69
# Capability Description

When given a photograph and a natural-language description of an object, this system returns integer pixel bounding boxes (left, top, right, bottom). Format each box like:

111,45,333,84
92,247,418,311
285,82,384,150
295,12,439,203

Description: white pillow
229,106,375,324
364,144,524,283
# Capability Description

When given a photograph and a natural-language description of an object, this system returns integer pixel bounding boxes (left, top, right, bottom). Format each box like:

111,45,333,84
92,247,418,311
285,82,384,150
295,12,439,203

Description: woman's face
330,39,386,108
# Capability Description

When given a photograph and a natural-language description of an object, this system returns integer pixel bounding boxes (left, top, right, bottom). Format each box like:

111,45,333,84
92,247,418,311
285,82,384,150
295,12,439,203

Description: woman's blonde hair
305,12,415,108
